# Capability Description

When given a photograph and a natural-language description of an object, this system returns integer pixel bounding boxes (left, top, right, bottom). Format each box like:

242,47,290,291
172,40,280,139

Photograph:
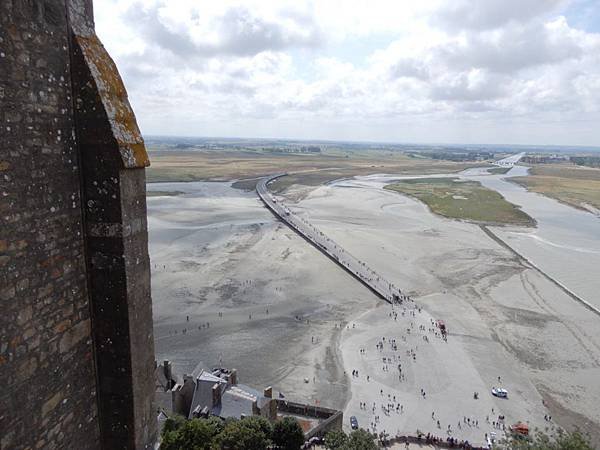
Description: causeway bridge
257,174,406,304
493,152,526,167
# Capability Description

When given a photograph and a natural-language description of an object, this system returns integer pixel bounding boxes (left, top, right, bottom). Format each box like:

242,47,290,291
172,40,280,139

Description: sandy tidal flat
283,177,600,444
147,181,378,409
146,174,600,446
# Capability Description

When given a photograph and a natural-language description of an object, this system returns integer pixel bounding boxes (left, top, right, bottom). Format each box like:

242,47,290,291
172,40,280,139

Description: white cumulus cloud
95,0,600,145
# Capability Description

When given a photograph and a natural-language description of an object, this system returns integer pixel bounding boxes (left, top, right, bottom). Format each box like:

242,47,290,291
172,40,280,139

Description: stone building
155,364,343,440
175,367,278,422
1,1,156,449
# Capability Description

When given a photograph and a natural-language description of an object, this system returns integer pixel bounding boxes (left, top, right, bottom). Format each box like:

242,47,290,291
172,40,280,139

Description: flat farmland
146,149,487,190
511,163,600,214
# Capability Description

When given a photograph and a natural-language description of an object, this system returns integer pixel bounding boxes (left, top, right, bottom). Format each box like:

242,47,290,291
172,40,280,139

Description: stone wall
0,1,156,449
276,400,343,439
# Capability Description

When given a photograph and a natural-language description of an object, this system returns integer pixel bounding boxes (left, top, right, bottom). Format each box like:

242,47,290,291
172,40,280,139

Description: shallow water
147,181,271,254
466,166,600,310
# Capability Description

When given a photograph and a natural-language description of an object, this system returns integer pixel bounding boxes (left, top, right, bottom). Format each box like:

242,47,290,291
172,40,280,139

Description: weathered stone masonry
1,1,156,449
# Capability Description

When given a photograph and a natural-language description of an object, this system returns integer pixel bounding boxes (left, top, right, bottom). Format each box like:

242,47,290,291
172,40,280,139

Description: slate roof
212,385,257,418
188,370,228,419
188,369,270,420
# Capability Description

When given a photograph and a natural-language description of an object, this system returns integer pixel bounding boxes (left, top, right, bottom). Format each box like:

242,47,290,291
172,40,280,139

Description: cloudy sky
95,0,600,146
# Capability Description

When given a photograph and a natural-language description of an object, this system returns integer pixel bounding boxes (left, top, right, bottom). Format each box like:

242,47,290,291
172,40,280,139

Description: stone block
59,319,90,354
16,305,33,325
41,391,63,418
17,357,38,380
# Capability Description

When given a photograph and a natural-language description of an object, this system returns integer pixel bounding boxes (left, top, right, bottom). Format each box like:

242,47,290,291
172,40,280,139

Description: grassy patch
510,164,600,213
384,178,535,226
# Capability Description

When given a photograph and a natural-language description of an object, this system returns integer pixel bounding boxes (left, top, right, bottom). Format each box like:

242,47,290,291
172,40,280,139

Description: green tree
497,429,594,450
324,430,349,449
215,416,273,450
272,417,305,450
160,417,222,450
162,414,187,434
342,429,377,450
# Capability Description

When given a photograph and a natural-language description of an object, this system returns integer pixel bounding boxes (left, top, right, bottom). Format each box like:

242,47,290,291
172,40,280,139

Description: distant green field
146,149,487,191
384,178,535,226
510,164,600,213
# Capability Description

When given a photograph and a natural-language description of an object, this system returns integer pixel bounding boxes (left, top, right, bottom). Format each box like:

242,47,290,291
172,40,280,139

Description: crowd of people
344,301,517,447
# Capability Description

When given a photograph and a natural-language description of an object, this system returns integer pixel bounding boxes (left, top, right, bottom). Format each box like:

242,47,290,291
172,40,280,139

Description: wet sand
147,175,600,445
147,181,377,409
474,166,600,311
284,178,600,444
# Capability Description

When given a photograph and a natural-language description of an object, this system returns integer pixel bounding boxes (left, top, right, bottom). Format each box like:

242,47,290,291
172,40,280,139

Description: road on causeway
257,174,407,305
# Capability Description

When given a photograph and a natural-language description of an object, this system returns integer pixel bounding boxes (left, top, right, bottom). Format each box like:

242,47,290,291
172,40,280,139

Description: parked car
350,416,359,430
491,387,508,398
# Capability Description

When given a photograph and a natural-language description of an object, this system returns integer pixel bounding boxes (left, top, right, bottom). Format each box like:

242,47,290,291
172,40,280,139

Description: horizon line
143,134,600,151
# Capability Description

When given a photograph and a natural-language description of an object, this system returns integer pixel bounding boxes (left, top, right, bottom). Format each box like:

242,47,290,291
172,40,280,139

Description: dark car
350,416,358,430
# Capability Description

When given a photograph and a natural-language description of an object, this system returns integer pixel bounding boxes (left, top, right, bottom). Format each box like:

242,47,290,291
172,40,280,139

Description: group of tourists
347,301,518,446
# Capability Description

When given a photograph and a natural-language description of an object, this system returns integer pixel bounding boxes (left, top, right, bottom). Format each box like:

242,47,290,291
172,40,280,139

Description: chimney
163,360,172,385
191,405,202,419
263,386,272,398
212,383,221,407
229,369,237,385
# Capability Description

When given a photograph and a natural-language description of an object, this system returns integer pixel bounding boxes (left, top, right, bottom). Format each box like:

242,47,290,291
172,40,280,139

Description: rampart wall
0,1,156,449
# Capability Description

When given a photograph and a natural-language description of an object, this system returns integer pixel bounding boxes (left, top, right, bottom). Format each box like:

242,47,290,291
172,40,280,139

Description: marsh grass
385,178,535,226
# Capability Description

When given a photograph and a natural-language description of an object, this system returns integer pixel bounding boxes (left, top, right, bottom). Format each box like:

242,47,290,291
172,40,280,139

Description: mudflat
148,181,377,409
147,169,600,446
283,177,600,444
